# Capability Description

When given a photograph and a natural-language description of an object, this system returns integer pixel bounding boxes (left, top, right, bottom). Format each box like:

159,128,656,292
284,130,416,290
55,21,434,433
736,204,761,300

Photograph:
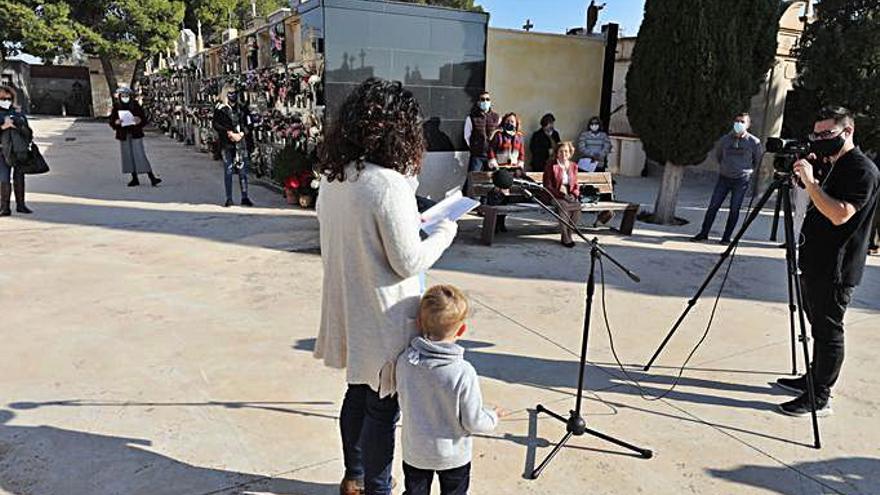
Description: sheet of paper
118,110,136,127
420,191,480,235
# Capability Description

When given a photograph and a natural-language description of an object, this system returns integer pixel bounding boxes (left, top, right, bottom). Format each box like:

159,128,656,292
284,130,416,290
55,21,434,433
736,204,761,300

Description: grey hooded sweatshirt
396,336,499,471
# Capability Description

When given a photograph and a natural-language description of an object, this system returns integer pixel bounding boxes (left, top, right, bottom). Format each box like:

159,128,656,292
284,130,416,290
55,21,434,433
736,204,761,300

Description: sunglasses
479,97,491,102
0,98,12,102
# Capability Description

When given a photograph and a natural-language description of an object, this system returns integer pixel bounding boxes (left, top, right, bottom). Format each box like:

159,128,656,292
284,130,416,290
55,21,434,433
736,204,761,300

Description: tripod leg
785,245,799,376
583,427,653,458
645,180,783,371
530,431,573,479
770,189,783,241
782,186,822,449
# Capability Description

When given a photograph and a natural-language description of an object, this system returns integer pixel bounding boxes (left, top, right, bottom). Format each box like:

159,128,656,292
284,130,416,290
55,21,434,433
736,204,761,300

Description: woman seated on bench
487,112,526,177
543,142,581,248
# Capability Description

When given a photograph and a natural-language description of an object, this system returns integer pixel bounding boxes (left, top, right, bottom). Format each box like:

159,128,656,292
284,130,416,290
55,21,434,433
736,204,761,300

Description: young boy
396,285,502,495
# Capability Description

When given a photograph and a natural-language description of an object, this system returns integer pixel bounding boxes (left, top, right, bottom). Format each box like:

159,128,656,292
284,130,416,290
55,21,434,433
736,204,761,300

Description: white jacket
314,162,457,397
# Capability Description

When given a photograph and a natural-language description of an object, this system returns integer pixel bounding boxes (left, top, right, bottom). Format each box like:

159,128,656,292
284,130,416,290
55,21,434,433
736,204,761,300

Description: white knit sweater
314,162,458,397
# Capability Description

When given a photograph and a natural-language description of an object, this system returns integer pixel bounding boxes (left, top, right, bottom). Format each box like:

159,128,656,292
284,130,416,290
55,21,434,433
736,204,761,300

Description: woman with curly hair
488,112,526,177
314,77,459,495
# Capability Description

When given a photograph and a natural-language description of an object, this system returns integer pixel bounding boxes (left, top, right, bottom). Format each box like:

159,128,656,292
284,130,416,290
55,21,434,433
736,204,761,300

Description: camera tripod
520,187,653,479
642,173,822,448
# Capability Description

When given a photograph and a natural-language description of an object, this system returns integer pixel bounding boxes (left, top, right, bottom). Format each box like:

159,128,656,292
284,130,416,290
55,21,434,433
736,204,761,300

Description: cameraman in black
776,106,880,417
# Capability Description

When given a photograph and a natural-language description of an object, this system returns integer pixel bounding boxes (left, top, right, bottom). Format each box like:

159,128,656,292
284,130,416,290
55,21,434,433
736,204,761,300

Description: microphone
511,178,543,189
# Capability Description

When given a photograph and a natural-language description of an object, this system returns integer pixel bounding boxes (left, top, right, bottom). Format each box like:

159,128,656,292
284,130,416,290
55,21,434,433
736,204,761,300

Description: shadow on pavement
0,409,337,495
10,201,320,253
707,456,880,495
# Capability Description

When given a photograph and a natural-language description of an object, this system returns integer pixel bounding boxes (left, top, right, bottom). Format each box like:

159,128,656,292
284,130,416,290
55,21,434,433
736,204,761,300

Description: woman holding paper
109,87,161,187
314,78,458,495
544,141,582,248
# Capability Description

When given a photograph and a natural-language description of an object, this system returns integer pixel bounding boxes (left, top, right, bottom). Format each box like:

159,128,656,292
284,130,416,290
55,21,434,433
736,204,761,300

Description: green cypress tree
627,0,781,224
793,0,880,154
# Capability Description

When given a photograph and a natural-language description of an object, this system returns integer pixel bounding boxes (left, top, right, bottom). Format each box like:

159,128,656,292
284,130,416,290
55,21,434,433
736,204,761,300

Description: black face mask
812,134,846,158
227,93,238,105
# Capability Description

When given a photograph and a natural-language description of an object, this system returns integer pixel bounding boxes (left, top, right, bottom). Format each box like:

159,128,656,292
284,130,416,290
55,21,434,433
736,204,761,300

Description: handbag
14,142,50,175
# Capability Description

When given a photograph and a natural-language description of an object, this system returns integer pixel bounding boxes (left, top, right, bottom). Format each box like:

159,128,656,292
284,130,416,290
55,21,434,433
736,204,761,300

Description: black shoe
149,176,162,187
562,240,576,248
127,178,140,187
718,239,730,246
690,234,708,242
240,197,254,207
778,393,832,417
223,199,234,208
15,205,32,214
775,375,807,395
0,209,9,217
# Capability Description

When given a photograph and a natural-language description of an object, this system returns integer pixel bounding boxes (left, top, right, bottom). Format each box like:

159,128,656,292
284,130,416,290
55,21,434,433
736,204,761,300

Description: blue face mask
733,122,747,135
478,101,490,112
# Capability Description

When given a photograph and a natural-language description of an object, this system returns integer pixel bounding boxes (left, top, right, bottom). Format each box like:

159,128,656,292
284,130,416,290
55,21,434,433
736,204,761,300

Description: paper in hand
420,191,480,235
118,110,136,127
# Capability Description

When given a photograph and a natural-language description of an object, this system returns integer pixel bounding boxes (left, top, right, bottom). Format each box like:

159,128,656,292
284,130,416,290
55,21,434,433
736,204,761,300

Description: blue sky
477,0,647,37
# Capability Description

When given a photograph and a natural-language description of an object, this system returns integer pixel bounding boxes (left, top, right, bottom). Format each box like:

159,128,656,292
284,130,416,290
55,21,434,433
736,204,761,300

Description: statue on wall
587,1,606,34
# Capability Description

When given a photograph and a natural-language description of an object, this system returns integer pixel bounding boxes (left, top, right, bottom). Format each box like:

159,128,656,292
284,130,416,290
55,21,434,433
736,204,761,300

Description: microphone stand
520,186,652,479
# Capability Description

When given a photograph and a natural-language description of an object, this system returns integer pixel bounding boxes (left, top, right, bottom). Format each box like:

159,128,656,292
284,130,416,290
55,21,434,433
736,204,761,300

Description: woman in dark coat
529,113,561,172
0,85,33,215
109,87,161,187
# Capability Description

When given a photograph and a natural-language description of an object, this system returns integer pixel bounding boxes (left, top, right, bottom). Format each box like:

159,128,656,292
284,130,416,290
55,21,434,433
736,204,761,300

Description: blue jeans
340,384,400,495
698,175,750,241
222,147,249,201
403,462,471,495
462,155,488,192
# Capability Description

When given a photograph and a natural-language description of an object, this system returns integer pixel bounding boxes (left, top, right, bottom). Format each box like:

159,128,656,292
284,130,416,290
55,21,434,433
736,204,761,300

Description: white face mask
590,124,600,132
120,96,131,104
0,100,12,110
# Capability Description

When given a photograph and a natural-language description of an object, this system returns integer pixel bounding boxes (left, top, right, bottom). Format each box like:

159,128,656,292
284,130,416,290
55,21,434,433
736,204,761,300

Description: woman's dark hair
540,113,556,127
588,115,602,126
320,77,425,182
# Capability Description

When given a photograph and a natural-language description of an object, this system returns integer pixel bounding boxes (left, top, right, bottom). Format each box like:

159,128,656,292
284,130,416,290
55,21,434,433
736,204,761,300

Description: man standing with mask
213,84,254,207
462,91,500,192
776,106,880,416
692,113,763,244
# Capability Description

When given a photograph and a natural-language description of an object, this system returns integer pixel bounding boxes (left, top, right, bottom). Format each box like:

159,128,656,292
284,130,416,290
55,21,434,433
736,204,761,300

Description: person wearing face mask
487,113,526,177
691,112,763,244
529,113,561,172
576,116,612,172
109,87,162,187
462,91,500,192
0,85,33,216
543,141,581,247
212,84,253,207
774,106,880,417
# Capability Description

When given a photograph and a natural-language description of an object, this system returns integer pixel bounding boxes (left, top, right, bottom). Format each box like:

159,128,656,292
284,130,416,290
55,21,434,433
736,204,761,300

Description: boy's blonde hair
419,285,469,341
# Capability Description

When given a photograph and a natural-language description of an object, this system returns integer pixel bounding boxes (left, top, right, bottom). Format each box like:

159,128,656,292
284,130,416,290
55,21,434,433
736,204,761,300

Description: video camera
766,137,811,174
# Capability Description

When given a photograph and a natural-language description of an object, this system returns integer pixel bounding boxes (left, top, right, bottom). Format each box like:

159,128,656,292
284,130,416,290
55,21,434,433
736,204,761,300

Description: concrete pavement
0,117,877,494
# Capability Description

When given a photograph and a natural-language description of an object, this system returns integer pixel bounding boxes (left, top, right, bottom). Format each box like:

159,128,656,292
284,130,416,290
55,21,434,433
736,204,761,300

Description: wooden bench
466,171,640,246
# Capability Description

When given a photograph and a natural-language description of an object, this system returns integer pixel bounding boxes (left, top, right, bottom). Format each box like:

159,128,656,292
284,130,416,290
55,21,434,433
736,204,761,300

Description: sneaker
240,197,254,207
223,199,234,208
775,375,806,395
778,394,832,417
690,234,708,242
719,239,730,246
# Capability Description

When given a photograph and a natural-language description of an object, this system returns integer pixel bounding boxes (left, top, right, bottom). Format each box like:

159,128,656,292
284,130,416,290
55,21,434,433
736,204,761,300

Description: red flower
285,176,300,190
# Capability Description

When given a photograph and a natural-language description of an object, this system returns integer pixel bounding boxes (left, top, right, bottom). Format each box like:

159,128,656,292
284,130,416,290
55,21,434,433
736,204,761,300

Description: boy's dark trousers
403,462,470,495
